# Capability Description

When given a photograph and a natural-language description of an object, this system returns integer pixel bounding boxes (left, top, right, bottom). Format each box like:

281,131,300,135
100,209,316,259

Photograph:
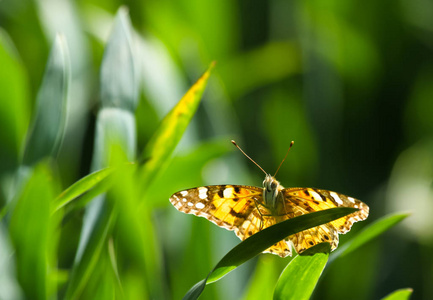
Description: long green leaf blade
0,29,30,174
330,212,410,262
9,162,55,300
208,207,357,283
183,207,358,300
139,61,215,189
65,8,137,299
381,288,413,300
273,243,331,300
23,35,70,165
52,167,114,213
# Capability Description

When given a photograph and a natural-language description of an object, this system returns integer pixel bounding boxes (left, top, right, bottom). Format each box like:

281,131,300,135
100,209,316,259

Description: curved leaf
65,8,137,299
23,35,70,165
381,288,413,300
139,61,215,190
273,243,331,300
0,29,30,174
329,212,410,263
183,207,358,300
9,162,55,300
52,167,114,213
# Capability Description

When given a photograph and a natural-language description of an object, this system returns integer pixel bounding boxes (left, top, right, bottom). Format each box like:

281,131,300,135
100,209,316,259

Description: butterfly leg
253,198,266,231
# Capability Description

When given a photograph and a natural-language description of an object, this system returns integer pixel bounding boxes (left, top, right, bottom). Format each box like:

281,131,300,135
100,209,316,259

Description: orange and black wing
281,188,369,254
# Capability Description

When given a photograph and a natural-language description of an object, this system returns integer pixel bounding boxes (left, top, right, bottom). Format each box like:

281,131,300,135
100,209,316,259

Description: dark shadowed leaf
183,207,358,300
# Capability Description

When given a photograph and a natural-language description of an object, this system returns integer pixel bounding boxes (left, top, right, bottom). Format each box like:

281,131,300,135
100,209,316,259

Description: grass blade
9,162,55,300
330,212,410,262
208,207,357,283
381,288,413,300
23,35,70,165
0,29,30,174
139,61,215,189
52,167,114,213
183,207,358,299
65,8,137,299
273,243,331,300
0,223,24,300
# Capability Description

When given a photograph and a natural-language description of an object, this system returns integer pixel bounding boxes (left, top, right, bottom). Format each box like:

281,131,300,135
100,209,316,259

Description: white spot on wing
223,187,234,198
198,187,208,199
330,192,343,205
309,190,322,202
195,202,205,209
348,197,356,203
187,202,194,207
180,190,188,196
182,198,187,202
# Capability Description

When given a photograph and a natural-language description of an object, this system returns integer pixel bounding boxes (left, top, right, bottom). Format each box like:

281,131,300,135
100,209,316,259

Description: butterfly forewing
170,185,261,230
282,188,369,253
170,184,294,257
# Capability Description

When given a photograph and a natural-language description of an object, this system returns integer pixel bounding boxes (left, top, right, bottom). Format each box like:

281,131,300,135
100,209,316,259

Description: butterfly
169,141,369,258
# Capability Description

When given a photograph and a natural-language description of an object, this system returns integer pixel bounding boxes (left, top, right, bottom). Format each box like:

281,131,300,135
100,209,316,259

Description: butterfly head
263,174,284,209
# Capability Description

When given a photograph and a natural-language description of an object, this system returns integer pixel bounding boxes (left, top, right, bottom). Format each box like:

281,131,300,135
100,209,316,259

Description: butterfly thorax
262,174,285,214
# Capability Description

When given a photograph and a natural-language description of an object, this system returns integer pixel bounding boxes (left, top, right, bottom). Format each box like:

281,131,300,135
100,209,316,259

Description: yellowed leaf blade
140,62,215,189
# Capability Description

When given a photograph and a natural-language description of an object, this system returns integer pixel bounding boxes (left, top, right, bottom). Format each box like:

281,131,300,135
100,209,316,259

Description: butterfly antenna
274,141,294,177
231,140,267,175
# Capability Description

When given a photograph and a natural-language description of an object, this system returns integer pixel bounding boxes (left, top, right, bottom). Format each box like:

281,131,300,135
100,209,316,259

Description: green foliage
0,1,430,299
381,288,413,300
273,243,330,300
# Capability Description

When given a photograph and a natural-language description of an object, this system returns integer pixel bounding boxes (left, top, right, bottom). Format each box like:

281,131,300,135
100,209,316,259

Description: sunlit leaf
52,167,114,213
9,162,55,300
273,243,331,300
240,256,280,300
0,29,30,174
139,61,215,190
381,288,413,300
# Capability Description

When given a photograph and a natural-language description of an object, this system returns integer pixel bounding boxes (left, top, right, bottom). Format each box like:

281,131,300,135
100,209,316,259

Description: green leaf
330,212,410,262
64,198,117,300
240,256,280,300
182,279,207,300
0,29,30,174
273,243,331,300
99,7,137,111
22,35,70,165
0,222,24,300
183,207,358,300
381,288,413,300
9,162,55,300
65,8,137,299
145,138,233,206
139,61,215,190
52,167,114,213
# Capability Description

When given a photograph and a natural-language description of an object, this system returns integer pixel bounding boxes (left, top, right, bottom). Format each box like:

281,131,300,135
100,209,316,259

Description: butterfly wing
170,185,262,230
170,185,293,257
281,188,369,254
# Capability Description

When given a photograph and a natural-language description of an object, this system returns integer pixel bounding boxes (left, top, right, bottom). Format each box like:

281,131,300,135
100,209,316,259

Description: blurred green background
1,0,433,299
